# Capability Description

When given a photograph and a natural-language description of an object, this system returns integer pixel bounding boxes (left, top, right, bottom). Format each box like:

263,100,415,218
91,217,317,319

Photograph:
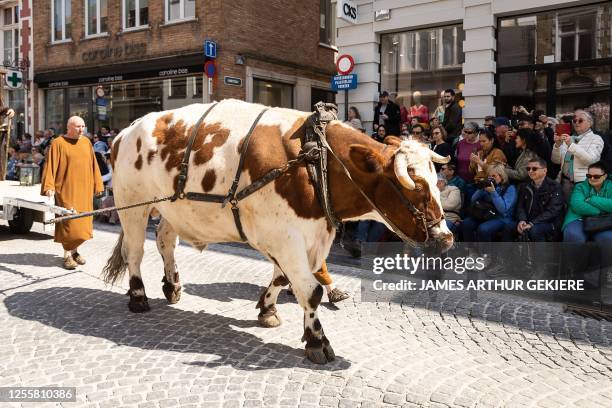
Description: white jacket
440,185,461,223
551,129,604,183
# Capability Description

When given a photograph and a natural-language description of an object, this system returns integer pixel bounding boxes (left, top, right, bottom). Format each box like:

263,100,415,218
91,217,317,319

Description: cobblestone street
1,223,612,408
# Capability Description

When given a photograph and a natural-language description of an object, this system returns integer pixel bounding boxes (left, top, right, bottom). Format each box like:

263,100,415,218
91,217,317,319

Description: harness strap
172,102,219,201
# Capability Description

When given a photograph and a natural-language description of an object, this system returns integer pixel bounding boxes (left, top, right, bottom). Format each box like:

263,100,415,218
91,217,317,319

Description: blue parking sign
331,74,358,91
204,40,217,59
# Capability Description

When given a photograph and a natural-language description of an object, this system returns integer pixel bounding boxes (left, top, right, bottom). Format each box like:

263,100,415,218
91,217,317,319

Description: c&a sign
337,0,358,24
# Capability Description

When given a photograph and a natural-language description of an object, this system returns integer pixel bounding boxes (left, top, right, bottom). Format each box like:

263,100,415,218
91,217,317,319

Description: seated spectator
32,153,44,166
430,125,452,171
410,124,426,143
6,147,18,181
455,122,480,183
437,174,462,234
563,162,612,243
400,123,410,139
93,134,109,154
429,116,440,129
502,158,563,242
469,128,507,184
462,164,517,242
345,106,364,131
440,163,467,195
552,109,604,202
505,129,541,183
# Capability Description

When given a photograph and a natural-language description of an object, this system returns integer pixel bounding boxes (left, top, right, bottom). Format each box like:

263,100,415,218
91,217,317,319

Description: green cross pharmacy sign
5,70,23,89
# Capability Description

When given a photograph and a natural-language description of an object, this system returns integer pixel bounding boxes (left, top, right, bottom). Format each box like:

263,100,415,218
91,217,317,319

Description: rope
43,195,175,225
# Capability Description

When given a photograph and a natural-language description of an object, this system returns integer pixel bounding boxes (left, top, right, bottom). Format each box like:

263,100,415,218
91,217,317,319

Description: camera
476,177,496,189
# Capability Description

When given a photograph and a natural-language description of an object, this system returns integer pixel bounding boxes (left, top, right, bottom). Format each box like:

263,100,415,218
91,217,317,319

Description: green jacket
562,179,612,229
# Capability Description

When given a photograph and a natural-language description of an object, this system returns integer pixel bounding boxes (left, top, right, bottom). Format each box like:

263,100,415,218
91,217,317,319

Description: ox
102,99,453,364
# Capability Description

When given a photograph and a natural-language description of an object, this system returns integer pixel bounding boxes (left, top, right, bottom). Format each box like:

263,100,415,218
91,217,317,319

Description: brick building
33,0,337,134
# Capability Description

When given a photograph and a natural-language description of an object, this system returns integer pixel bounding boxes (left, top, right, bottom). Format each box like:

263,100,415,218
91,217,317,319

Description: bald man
41,116,104,269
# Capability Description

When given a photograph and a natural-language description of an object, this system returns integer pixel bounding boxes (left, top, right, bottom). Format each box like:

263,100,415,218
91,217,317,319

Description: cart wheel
8,208,34,234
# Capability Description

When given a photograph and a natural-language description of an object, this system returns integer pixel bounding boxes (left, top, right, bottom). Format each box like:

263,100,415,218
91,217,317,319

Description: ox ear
383,136,402,147
349,144,386,174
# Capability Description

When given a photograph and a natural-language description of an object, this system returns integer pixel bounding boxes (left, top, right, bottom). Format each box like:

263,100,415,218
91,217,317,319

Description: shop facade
335,0,612,133
33,0,336,134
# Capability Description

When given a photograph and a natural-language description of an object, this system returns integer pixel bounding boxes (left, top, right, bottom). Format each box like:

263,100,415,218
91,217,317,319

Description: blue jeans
446,219,460,235
563,219,612,243
502,222,556,242
461,217,513,242
355,221,387,242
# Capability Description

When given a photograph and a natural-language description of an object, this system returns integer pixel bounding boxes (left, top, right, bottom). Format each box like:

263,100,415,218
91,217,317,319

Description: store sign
81,42,147,63
224,76,242,87
338,0,358,24
5,69,23,89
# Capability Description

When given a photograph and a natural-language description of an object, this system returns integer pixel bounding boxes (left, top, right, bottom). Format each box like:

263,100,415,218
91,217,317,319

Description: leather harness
171,102,438,246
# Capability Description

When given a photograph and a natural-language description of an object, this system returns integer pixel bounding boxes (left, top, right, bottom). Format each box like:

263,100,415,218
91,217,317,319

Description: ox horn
430,150,451,164
393,152,416,190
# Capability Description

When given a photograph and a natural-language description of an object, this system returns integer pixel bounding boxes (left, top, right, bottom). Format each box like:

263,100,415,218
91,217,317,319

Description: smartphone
555,123,571,135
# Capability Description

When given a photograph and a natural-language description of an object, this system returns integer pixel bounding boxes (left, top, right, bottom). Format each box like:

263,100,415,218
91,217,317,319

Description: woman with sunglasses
562,162,612,243
552,110,605,202
430,125,453,171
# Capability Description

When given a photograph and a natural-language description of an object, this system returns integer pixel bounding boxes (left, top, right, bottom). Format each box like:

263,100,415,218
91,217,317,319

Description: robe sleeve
41,140,60,196
92,148,104,194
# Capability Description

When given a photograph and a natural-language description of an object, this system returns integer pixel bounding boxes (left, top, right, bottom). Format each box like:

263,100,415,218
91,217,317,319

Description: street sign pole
344,90,349,121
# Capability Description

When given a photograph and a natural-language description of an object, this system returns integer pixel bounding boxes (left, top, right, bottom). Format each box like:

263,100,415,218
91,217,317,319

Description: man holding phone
373,91,401,136
552,110,604,201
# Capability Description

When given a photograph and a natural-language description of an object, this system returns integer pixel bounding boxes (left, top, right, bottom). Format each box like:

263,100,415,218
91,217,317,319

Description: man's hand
517,221,528,233
562,134,572,147
553,133,563,147
6,108,15,118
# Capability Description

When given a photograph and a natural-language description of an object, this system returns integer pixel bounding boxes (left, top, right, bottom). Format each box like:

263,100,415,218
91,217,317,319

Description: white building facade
334,0,612,134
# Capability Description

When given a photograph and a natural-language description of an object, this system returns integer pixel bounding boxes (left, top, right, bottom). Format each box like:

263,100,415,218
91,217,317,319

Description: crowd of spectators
343,91,612,257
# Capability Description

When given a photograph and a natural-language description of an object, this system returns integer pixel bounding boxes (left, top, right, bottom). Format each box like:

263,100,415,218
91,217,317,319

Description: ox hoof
258,312,282,328
305,337,335,364
162,282,182,304
128,296,150,313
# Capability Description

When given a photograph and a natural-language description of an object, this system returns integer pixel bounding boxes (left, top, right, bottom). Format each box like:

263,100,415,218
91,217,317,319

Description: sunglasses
586,174,605,180
573,118,586,124
463,130,474,134
526,167,543,172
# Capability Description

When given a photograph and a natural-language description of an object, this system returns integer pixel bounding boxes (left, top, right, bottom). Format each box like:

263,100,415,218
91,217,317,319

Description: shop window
169,77,187,99
253,79,293,109
166,0,195,22
380,25,464,124
193,76,203,98
319,0,334,45
52,0,71,42
45,89,66,133
86,0,108,36
557,11,596,62
123,0,148,29
498,71,548,119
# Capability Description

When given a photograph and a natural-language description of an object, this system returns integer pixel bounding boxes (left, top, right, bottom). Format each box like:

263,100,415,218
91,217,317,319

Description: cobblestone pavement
1,222,612,408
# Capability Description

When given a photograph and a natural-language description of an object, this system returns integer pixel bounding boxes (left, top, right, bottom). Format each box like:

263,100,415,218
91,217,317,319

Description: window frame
85,0,108,38
555,10,597,62
122,0,149,31
51,0,71,43
165,0,196,23
0,5,19,64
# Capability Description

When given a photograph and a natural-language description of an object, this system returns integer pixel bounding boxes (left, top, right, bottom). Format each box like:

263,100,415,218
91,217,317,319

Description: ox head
348,136,454,252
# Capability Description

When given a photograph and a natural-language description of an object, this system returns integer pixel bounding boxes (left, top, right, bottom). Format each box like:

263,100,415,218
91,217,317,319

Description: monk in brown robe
41,116,104,269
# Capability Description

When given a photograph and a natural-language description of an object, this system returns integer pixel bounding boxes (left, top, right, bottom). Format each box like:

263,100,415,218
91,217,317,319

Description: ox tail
101,231,128,286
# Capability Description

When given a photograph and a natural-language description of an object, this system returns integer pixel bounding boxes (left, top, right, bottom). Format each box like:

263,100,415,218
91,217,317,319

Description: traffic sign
336,54,355,75
204,40,217,59
224,76,243,87
5,70,23,89
331,74,358,91
204,61,216,78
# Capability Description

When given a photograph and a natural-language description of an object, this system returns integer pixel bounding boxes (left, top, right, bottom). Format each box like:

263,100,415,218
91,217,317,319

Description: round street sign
336,54,355,75
204,61,216,78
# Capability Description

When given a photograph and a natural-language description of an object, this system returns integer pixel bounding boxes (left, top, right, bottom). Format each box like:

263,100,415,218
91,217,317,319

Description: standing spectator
484,116,495,133
505,129,542,183
373,91,401,136
469,128,507,184
563,162,612,243
502,158,564,242
494,117,518,167
441,89,462,145
437,174,462,234
455,122,480,182
462,164,517,242
32,131,46,149
345,106,363,131
552,110,604,202
430,125,453,171
40,116,104,270
93,134,108,154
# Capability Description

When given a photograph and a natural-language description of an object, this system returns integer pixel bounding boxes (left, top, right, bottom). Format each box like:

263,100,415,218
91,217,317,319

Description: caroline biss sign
337,0,358,24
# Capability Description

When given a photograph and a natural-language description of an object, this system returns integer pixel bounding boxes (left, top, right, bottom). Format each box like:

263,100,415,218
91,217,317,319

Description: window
319,0,333,45
52,0,71,42
253,79,293,108
86,0,108,36
123,0,148,29
3,29,11,64
193,76,203,98
557,11,596,62
166,0,195,22
169,77,187,99
1,6,19,65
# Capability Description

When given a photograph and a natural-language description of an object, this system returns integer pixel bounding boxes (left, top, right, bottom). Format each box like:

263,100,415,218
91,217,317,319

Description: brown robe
41,136,104,250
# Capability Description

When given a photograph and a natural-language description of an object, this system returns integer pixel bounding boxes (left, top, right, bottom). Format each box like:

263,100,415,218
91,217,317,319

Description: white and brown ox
102,99,452,364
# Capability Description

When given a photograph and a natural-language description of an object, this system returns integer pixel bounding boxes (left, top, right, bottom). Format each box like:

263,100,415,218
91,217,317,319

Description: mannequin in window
432,91,446,123
409,91,429,127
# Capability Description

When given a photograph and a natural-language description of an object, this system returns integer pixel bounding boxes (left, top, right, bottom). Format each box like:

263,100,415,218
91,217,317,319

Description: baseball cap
379,91,389,98
494,117,510,127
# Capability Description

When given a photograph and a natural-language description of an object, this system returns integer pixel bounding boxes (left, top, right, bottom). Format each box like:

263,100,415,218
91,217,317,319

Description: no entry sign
336,54,355,75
